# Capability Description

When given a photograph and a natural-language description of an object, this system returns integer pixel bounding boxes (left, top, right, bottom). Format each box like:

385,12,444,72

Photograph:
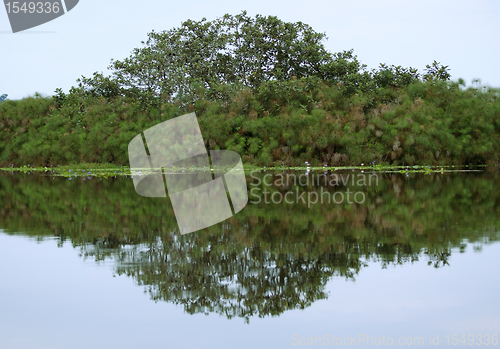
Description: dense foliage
88,11,335,104
0,78,499,167
77,11,444,106
0,12,498,167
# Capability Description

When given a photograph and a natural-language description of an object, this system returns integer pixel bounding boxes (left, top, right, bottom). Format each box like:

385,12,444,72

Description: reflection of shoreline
1,171,499,251
1,170,499,321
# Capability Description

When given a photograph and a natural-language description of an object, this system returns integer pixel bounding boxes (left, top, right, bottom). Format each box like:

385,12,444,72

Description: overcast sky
1,0,499,100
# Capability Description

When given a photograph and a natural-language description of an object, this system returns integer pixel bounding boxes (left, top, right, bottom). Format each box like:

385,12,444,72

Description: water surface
0,170,499,348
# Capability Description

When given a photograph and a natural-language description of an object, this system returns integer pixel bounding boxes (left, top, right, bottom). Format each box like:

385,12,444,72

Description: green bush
1,76,499,168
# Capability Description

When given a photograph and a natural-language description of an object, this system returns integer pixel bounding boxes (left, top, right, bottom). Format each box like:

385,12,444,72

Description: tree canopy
79,11,337,103
76,11,450,106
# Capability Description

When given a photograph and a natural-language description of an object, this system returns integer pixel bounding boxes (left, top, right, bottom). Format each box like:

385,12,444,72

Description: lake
0,169,499,348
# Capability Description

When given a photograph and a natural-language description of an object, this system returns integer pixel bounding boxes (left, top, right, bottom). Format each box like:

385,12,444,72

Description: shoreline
0,163,492,178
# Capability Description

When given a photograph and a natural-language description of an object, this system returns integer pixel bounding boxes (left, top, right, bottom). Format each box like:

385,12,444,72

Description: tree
318,49,373,95
0,94,7,103
372,64,420,89
423,60,451,81
71,12,452,108
81,11,336,104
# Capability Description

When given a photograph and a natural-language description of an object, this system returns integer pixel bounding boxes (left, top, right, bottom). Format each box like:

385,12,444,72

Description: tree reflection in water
0,170,499,322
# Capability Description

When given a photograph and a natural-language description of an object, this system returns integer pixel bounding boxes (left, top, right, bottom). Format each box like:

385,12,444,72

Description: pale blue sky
1,0,499,100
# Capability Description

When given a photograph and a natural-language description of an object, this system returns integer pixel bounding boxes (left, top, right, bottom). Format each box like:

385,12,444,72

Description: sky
1,0,499,100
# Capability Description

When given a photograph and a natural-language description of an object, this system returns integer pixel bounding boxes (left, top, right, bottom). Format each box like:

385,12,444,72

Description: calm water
0,170,499,348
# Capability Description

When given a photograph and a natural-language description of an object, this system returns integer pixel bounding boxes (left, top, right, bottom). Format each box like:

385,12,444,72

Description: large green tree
80,11,344,104
71,12,449,109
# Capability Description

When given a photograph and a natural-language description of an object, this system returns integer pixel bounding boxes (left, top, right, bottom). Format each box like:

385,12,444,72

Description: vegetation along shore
1,12,499,169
